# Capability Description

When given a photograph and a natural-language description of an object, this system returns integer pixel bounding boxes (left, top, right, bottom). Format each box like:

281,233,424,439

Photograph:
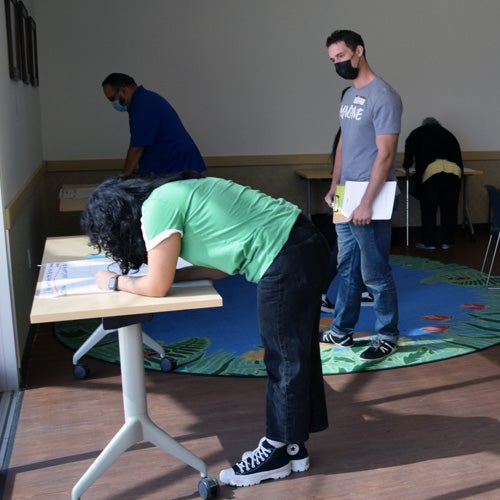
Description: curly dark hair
80,171,203,274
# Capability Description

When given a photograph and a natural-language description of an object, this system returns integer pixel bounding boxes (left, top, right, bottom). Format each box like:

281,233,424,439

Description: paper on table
334,180,397,223
59,187,96,199
39,256,196,298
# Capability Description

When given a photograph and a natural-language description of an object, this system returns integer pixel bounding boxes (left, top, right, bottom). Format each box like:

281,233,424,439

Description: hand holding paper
333,181,397,224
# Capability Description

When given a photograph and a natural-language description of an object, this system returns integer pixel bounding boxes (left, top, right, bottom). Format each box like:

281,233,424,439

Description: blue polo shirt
128,86,206,175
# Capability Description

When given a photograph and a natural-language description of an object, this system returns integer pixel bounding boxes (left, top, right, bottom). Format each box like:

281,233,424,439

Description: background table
59,184,97,213
31,236,222,499
295,167,483,244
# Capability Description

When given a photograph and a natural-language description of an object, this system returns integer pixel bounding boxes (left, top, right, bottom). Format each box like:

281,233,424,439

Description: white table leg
406,175,410,247
71,323,207,499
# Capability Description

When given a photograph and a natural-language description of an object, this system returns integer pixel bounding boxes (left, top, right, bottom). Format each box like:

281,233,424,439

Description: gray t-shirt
339,77,402,183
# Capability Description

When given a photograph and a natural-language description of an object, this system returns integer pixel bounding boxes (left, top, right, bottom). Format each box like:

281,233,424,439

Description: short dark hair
101,73,136,90
325,29,366,57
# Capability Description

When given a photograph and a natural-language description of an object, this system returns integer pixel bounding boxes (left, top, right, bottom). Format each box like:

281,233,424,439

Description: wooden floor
4,227,500,500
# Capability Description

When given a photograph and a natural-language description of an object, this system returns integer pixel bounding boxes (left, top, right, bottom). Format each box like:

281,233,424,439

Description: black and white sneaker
319,330,354,347
241,438,310,473
321,294,335,313
286,443,310,472
219,439,291,487
359,338,397,362
361,292,374,306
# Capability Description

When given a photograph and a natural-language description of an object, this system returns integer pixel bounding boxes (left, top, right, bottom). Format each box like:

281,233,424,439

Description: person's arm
324,135,343,207
95,233,180,296
123,146,144,176
175,266,228,282
95,233,228,297
351,133,399,225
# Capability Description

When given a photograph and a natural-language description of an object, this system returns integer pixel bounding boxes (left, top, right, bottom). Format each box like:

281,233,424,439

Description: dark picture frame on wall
4,0,21,81
28,16,39,86
17,0,30,84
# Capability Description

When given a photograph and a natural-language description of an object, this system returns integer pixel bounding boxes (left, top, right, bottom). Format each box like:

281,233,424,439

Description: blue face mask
112,100,127,112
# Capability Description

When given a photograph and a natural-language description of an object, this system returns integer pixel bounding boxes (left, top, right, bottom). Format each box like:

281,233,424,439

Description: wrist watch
108,275,119,291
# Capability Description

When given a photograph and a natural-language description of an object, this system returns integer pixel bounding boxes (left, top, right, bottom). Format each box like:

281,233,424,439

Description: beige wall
1,0,43,390
37,1,500,161
44,153,500,236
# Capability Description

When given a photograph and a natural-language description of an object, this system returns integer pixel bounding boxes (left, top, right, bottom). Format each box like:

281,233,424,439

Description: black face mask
334,58,359,80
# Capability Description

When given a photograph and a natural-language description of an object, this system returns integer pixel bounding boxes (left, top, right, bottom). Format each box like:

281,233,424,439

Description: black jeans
420,172,461,246
257,215,330,443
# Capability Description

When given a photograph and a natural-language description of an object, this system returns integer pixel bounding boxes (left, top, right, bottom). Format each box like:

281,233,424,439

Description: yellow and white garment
422,159,462,183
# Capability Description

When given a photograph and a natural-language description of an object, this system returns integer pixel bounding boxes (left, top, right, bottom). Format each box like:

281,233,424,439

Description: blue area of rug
55,256,500,376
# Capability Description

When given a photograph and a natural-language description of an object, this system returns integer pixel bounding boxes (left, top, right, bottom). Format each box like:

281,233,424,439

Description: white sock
266,438,285,448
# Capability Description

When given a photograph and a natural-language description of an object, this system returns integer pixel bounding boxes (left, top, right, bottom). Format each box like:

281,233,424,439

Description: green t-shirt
141,177,301,282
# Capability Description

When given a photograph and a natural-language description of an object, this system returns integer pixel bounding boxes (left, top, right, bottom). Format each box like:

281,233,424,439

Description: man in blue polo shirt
102,73,206,176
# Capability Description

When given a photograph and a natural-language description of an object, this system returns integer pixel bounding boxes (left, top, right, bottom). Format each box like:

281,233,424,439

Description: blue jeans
332,220,399,342
257,215,330,443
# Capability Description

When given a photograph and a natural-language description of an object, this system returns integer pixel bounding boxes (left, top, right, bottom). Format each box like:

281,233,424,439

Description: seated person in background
102,73,206,176
402,117,463,250
81,171,330,488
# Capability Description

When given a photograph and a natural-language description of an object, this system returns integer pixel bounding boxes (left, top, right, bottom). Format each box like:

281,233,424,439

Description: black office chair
480,185,500,288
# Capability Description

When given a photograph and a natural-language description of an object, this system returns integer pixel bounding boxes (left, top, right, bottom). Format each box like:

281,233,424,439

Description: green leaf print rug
55,256,500,377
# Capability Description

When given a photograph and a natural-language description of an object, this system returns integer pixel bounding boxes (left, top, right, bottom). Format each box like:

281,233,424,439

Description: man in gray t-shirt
320,29,403,362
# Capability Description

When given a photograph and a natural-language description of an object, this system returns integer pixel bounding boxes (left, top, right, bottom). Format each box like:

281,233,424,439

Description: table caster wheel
198,477,219,499
160,356,177,372
73,364,90,380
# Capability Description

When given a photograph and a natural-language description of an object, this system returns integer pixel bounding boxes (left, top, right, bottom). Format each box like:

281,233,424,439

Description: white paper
39,256,194,298
59,187,96,199
341,181,397,220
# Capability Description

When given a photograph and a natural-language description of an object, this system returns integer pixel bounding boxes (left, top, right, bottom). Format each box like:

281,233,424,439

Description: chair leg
480,235,493,275
72,323,114,365
72,324,165,366
141,332,165,358
486,233,500,287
